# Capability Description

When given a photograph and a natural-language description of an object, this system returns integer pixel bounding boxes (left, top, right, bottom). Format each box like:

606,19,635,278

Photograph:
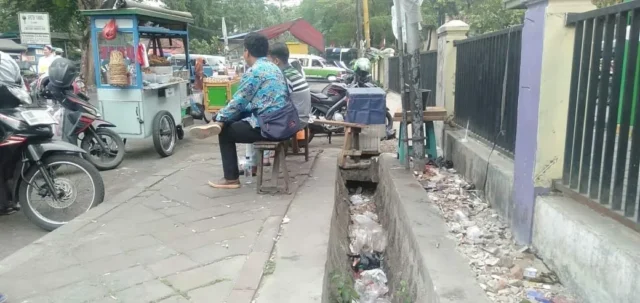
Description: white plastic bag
349,215,388,254
350,194,370,205
354,269,389,303
51,107,64,140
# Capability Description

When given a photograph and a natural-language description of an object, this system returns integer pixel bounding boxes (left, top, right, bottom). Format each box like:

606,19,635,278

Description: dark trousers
219,121,269,180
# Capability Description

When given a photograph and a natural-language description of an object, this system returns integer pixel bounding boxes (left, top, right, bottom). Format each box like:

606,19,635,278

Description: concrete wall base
443,127,515,223
533,196,640,303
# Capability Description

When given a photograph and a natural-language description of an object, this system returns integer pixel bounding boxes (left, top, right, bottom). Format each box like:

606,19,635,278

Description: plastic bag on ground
349,218,388,254
354,269,389,303
350,194,370,205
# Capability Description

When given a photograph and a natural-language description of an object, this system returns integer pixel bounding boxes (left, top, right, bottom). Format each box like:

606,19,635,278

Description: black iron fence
388,56,401,93
387,52,437,106
453,25,523,156
562,1,640,228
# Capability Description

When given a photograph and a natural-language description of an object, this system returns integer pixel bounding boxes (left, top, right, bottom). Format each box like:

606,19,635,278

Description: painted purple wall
512,0,547,244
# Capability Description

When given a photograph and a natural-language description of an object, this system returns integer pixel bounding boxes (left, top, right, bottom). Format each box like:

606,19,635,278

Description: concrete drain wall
322,155,489,303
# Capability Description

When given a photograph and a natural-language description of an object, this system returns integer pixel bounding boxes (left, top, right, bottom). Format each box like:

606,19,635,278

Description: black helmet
48,58,78,88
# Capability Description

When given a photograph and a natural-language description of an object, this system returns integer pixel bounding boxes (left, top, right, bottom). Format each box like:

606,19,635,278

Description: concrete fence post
436,20,469,147
511,0,595,244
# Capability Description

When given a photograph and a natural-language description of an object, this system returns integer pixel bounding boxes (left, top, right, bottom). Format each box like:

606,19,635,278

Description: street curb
229,149,325,301
0,161,190,275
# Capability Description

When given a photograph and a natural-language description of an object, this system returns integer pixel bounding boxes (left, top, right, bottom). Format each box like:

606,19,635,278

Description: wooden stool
254,141,290,194
394,107,447,164
287,126,310,162
312,120,367,168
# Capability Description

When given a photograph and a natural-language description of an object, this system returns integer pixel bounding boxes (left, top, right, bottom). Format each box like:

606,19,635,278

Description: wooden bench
393,107,447,163
254,141,290,194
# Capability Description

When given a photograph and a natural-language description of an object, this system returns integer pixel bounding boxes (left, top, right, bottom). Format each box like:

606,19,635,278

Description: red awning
258,18,325,53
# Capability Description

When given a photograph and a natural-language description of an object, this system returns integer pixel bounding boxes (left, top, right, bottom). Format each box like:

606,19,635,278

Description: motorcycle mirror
327,76,337,82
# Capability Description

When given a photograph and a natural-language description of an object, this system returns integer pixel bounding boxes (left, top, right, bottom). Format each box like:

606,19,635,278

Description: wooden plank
312,119,366,129
392,108,447,122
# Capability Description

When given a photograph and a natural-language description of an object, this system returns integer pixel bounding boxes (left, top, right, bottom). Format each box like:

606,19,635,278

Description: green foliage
330,270,359,303
395,280,412,303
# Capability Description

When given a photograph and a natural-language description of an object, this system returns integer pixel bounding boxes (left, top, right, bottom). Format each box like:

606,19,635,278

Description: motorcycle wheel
385,111,396,139
81,128,125,171
19,154,105,231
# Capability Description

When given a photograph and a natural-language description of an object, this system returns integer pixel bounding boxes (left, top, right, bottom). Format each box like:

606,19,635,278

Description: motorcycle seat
310,91,329,100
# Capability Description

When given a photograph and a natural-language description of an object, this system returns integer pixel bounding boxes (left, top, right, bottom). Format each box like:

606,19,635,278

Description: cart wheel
176,125,185,140
152,110,177,157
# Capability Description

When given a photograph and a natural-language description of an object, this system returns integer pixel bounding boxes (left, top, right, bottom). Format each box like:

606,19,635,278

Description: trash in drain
347,189,390,303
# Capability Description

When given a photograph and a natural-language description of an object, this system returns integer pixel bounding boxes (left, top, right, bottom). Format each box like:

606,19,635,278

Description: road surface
0,82,330,260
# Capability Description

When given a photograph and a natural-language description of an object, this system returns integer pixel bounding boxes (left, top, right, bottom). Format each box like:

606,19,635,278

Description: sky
265,0,302,7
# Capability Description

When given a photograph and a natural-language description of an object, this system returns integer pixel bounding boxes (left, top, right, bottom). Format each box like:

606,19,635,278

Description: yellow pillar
435,20,469,146
532,0,595,187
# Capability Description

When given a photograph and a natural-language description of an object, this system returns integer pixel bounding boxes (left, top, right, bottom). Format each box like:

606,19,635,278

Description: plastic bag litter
349,215,388,254
352,251,383,272
350,194,370,205
51,107,64,139
354,269,389,303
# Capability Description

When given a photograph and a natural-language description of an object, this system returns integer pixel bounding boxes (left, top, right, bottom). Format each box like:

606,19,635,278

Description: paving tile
152,225,196,243
232,252,270,291
158,295,191,302
251,216,283,253
166,219,263,252
187,279,234,303
118,234,162,252
185,212,255,233
113,280,176,303
72,240,126,263
147,255,199,277
226,289,255,303
164,255,245,292
102,265,155,292
45,278,109,303
83,253,141,275
125,244,180,265
184,236,255,265
34,264,93,292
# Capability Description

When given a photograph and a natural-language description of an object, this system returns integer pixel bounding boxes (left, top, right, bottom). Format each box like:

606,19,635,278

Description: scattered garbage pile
416,163,580,303
348,189,391,303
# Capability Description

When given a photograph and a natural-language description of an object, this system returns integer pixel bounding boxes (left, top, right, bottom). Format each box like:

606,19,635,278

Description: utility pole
405,0,425,171
362,0,371,48
355,0,364,57
394,0,409,170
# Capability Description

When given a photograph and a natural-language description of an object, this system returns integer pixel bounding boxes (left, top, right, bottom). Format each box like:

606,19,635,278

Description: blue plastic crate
345,87,386,125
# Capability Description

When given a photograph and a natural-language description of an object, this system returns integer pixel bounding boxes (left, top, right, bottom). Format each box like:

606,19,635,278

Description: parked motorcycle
0,76,105,231
310,59,395,141
33,59,125,171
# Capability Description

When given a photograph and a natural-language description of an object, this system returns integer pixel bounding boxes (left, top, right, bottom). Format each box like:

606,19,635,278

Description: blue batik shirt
216,57,288,128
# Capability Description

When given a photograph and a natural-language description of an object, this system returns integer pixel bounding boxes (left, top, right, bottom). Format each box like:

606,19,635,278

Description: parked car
289,54,346,81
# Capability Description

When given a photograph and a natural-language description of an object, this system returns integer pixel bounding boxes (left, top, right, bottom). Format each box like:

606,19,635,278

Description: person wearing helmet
37,45,56,75
352,57,372,86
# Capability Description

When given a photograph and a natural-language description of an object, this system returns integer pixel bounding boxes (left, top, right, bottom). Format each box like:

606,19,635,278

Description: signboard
20,33,51,46
19,13,50,34
19,12,51,46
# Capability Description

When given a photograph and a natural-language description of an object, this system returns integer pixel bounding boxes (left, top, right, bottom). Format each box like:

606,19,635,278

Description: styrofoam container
150,66,173,75
142,73,156,83
156,74,171,84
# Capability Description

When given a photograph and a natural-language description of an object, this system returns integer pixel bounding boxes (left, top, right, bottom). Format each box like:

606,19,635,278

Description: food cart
81,3,194,157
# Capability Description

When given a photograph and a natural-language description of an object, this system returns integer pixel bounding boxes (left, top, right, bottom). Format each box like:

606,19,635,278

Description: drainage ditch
324,177,398,303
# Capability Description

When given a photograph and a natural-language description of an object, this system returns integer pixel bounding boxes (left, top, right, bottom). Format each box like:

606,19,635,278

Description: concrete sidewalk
0,149,320,303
